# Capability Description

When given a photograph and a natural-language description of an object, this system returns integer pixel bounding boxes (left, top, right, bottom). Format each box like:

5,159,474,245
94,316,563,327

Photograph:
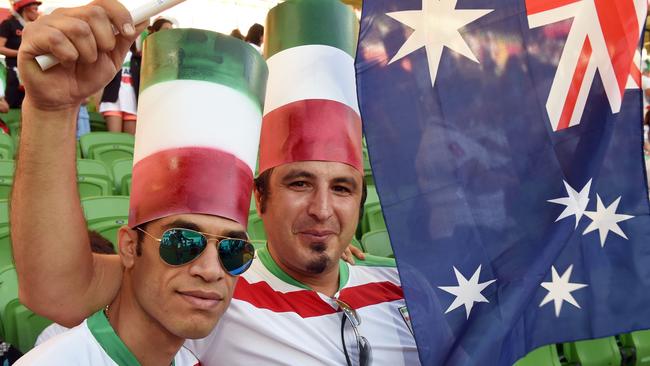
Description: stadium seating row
514,333,650,366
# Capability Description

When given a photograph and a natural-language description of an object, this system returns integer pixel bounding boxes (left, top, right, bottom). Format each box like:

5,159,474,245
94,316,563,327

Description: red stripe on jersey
234,277,404,318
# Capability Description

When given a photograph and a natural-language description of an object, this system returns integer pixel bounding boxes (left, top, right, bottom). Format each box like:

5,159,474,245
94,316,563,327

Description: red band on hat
259,99,363,173
129,147,253,228
13,0,40,11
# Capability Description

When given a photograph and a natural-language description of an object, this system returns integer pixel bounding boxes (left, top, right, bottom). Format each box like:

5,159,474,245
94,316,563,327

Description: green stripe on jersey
87,310,147,366
265,0,358,59
355,254,396,268
258,246,350,291
140,29,268,109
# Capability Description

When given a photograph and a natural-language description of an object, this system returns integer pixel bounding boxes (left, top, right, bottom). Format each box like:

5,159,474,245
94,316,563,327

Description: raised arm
11,0,139,326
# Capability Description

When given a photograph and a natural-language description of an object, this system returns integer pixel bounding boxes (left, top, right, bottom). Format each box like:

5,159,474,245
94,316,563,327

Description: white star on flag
583,195,634,247
438,265,496,319
547,179,592,228
539,265,588,317
386,0,493,88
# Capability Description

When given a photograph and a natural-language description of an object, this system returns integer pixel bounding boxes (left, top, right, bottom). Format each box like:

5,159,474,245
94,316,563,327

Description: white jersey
17,311,200,366
187,247,421,366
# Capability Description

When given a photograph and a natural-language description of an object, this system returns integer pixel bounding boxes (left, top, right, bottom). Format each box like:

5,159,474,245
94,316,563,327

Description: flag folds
355,0,650,364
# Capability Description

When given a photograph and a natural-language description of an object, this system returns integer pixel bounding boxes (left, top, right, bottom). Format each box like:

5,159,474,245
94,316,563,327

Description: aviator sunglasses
336,298,372,366
137,227,255,276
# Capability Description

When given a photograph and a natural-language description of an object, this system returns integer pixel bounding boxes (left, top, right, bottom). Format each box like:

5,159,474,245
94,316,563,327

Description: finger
342,248,355,265
350,245,365,260
55,18,98,64
21,23,80,68
69,5,116,53
90,0,134,37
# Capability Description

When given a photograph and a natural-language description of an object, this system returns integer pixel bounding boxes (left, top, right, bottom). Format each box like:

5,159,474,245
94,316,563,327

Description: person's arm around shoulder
11,0,140,327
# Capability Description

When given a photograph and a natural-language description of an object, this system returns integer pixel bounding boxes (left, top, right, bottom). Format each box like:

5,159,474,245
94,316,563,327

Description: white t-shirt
17,311,200,365
34,323,69,346
186,247,421,366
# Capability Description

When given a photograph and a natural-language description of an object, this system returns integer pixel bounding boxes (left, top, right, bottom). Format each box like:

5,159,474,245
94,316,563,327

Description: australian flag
355,0,650,365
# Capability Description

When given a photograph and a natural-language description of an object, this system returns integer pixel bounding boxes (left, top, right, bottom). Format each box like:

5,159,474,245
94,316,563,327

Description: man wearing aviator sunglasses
11,3,267,364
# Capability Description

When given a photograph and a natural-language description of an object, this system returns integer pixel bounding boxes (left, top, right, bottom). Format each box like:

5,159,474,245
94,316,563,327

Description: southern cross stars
438,265,496,319
386,0,493,88
539,265,587,317
548,179,592,228
583,195,634,247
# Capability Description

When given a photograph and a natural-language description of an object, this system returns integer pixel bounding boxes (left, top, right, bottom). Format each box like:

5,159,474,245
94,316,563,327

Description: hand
18,0,140,112
341,244,366,265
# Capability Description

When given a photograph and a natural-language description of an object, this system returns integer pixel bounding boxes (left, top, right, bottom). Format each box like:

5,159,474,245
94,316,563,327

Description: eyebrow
332,176,359,190
281,170,317,182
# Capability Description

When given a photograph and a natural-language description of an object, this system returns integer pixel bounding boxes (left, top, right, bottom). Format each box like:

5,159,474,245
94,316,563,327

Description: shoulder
354,254,396,268
15,323,95,365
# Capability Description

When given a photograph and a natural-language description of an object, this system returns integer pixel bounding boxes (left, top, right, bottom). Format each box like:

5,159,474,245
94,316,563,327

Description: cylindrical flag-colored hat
130,29,267,228
259,0,362,173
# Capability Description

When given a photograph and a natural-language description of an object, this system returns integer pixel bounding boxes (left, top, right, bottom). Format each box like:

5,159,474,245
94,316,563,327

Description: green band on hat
140,29,268,110
265,0,359,59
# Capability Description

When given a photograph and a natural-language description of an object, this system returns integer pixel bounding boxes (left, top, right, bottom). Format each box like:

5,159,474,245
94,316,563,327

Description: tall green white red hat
259,0,363,174
129,29,267,228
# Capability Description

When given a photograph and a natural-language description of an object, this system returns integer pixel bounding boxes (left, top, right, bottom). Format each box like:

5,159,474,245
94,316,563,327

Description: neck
107,278,184,366
267,245,342,297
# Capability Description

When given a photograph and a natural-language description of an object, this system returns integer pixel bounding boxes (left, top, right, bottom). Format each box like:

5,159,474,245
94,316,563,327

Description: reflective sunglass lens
358,335,372,366
160,229,207,265
219,239,255,275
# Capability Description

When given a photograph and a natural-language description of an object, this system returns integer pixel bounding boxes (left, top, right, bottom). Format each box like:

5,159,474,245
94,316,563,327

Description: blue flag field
355,0,650,364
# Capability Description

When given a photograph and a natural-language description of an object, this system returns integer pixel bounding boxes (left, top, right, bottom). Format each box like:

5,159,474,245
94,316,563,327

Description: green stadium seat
89,111,107,132
0,266,18,340
361,230,393,258
621,330,650,365
76,159,112,198
247,213,266,241
363,203,386,233
11,302,52,353
563,336,622,366
0,199,9,237
0,235,12,272
0,160,15,199
79,132,134,158
0,133,14,160
111,158,133,195
81,196,130,246
0,108,21,124
513,345,562,366
2,297,52,354
90,143,134,168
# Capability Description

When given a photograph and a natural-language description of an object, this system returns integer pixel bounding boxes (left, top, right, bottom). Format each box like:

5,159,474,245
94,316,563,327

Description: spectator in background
230,28,244,40
99,47,138,134
148,17,173,34
0,0,40,108
34,231,116,346
244,23,263,53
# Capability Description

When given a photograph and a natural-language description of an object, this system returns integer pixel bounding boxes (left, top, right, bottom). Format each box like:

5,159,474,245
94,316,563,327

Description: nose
188,240,226,282
307,185,334,221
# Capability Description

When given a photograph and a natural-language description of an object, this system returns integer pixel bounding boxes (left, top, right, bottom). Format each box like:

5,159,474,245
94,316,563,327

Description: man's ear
253,187,262,216
117,226,138,269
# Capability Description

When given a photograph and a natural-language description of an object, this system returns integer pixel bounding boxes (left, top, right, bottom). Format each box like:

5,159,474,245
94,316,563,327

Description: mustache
291,217,340,234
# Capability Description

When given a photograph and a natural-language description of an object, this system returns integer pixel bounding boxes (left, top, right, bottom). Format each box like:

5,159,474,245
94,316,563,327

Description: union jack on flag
356,0,650,364
526,0,647,131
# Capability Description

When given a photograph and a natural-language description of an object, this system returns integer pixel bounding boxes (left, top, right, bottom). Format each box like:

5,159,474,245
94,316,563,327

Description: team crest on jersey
399,306,413,336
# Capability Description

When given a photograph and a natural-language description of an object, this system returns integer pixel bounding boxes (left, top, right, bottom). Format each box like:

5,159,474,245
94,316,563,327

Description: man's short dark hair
88,230,116,254
253,166,368,220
